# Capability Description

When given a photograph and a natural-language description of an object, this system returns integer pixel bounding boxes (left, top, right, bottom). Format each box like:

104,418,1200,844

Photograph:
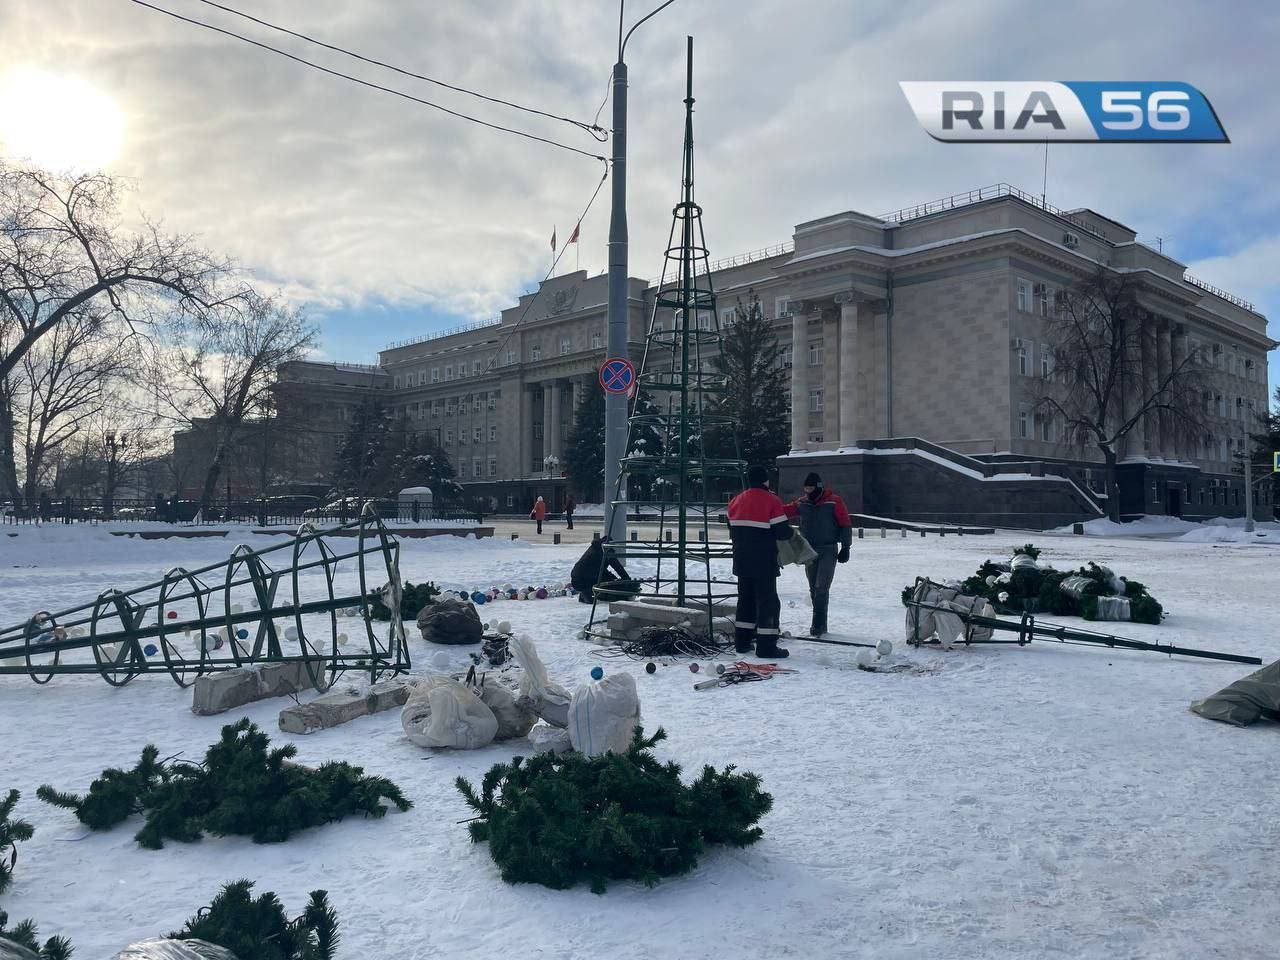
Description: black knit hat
746,464,769,487
803,472,822,487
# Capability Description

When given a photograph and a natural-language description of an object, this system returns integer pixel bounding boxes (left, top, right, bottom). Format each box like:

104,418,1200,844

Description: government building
260,184,1273,528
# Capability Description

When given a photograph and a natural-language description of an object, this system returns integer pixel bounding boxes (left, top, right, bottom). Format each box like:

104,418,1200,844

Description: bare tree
10,308,134,504
147,295,316,511
1034,268,1207,521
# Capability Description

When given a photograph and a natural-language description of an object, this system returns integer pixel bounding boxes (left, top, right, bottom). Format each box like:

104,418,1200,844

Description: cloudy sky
2,0,1277,396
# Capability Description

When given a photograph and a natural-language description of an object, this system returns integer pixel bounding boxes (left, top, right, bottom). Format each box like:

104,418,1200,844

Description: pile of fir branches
0,789,71,960
903,544,1163,625
456,726,772,894
172,881,339,960
369,580,439,622
37,719,410,849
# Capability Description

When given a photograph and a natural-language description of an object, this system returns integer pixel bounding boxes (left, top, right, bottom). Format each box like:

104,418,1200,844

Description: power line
124,0,608,163
192,0,606,141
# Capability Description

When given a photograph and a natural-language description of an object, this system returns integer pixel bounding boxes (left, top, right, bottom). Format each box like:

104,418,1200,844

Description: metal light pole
604,0,677,543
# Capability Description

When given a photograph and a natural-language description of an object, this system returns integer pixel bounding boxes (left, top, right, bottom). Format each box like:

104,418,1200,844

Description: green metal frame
585,37,744,643
0,506,409,690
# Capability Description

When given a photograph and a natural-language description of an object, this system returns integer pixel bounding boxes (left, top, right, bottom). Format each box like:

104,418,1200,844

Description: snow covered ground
1053,514,1280,545
1,526,1277,959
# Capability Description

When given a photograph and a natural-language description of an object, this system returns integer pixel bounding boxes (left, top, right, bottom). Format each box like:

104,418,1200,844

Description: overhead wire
124,0,608,162
192,0,606,140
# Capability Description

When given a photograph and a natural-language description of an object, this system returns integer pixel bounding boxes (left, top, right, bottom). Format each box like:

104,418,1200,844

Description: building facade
265,185,1273,525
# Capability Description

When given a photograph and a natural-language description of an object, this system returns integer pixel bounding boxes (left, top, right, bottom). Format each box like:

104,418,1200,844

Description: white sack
401,674,497,749
509,634,572,727
568,672,641,757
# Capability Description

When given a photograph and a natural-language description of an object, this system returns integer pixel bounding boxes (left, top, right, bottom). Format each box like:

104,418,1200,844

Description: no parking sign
598,357,635,395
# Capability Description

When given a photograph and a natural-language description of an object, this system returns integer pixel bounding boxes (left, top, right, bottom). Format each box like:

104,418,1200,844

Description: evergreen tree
1247,385,1279,509
389,432,462,503
330,396,393,498
708,293,789,471
564,386,605,500
0,789,34,896
172,881,339,960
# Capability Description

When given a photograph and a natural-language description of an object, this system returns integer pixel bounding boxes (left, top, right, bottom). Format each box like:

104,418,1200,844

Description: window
488,458,497,478
445,429,454,445
775,297,790,318
431,367,439,383
1235,397,1243,420
1034,282,1049,316
459,431,468,445
1215,394,1224,418
418,371,426,385
1040,414,1053,442
809,389,824,413
808,430,824,443
1016,278,1031,313
474,396,482,412
1018,406,1029,439
473,359,481,375
697,312,712,331
531,344,541,361
1040,345,1053,379
489,425,497,442
560,336,572,356
444,365,453,381
783,391,792,414
416,401,424,419
1213,343,1223,369
393,375,401,389
721,308,736,326
506,494,514,508
473,457,482,478
488,395,497,410
808,339,824,366
592,330,602,349
506,349,515,365
1016,341,1029,377
780,346,792,369
474,427,482,443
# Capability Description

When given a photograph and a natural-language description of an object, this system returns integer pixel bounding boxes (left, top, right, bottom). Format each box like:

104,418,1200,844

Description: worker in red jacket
783,471,853,637
727,464,793,658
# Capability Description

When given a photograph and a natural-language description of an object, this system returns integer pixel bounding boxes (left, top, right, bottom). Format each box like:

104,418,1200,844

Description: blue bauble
590,665,604,680
143,643,158,657
236,628,249,640
471,592,487,604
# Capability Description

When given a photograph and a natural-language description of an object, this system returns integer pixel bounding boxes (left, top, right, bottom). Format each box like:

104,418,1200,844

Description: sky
1,0,1278,401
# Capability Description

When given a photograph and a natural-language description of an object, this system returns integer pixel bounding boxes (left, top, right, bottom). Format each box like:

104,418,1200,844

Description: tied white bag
568,672,641,757
465,665,536,741
509,634,572,727
401,674,498,749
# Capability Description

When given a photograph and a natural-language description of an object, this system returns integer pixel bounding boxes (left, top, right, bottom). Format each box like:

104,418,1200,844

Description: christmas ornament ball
432,650,451,670
856,648,876,669
166,610,178,620
471,591,487,604
284,625,299,641
497,620,512,635
715,663,726,675
535,587,548,599
645,662,657,674
337,632,349,646
236,629,249,640
143,644,158,657
876,639,894,657
689,662,700,673
231,603,244,615
590,665,604,680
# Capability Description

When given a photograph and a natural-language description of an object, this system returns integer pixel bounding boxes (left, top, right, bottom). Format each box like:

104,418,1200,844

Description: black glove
837,546,850,564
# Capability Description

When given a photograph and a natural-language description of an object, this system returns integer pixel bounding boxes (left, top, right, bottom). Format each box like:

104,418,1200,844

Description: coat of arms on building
548,286,579,316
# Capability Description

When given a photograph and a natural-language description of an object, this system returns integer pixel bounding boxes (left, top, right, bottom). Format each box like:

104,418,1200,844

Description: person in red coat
726,464,792,658
783,471,853,637
530,495,546,534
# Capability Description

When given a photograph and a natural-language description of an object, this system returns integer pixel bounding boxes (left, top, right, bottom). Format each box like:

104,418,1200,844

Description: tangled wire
595,625,737,661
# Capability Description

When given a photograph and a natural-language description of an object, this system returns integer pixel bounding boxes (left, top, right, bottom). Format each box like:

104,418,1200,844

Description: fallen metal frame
0,507,409,689
905,577,1260,666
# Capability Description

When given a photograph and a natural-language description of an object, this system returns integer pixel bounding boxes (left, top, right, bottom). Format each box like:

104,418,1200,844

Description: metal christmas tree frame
585,37,744,642
0,506,409,689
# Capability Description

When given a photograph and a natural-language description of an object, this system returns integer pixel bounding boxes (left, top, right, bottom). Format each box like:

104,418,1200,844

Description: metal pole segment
604,59,629,545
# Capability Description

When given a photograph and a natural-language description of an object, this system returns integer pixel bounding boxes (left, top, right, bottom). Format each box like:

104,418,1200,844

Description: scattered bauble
856,649,876,669
590,666,604,680
876,639,893,657
166,610,178,620
432,650,451,670
645,662,656,674
689,663,700,673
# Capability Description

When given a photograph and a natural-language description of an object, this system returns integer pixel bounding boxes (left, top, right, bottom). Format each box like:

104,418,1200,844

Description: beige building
265,184,1272,523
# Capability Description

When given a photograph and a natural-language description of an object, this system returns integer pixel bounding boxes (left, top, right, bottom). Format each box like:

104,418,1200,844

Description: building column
789,306,810,453
571,378,582,426
544,381,560,465
1156,319,1173,456
516,380,531,478
822,308,839,446
1140,316,1158,456
1170,325,1187,459
838,299,859,447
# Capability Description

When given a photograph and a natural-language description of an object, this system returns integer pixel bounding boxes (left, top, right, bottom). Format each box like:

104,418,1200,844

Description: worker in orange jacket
726,465,792,658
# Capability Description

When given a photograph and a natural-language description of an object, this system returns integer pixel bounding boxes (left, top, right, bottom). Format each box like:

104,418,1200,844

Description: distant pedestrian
727,465,791,659
563,493,576,530
154,493,167,523
38,491,51,523
784,471,853,638
530,495,546,535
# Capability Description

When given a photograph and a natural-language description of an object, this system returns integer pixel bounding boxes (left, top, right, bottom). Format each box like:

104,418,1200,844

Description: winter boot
754,635,790,659
808,620,827,638
734,633,755,654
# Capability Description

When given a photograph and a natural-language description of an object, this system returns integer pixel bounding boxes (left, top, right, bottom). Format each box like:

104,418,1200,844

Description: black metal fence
1,496,486,527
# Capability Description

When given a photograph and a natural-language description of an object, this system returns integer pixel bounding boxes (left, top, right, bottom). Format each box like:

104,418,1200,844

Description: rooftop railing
1182,275,1257,313
384,316,502,352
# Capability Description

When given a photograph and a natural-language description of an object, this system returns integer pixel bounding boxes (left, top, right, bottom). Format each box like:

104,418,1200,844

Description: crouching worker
784,471,853,638
570,532,633,604
727,464,791,658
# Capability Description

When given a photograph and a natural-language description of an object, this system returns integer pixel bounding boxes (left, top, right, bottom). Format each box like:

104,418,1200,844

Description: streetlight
543,453,560,477
604,0,678,545
104,431,127,519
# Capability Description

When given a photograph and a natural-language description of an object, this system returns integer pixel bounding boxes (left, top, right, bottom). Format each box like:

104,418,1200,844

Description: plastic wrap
114,939,239,960
0,937,41,960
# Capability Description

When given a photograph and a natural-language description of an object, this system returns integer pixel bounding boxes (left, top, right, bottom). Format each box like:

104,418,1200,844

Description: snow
2,526,1279,958
1052,514,1280,545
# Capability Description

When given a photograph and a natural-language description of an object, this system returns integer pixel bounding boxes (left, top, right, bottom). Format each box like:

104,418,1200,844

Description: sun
0,67,125,172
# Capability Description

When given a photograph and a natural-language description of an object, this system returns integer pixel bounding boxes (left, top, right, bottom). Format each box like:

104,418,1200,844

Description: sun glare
0,67,125,172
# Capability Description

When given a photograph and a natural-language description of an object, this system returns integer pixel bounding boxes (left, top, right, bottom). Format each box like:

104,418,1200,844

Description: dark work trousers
806,545,838,632
734,575,782,651
565,511,574,530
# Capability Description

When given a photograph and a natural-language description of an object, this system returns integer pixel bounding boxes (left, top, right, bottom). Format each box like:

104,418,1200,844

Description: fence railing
0,497,487,527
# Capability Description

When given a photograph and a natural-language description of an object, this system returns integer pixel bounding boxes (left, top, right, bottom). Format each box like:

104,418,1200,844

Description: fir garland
172,881,339,960
456,726,772,894
370,580,439,622
0,913,72,960
37,719,411,849
0,790,71,960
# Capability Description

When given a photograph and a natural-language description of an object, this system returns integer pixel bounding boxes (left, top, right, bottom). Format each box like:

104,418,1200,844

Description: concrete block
278,679,411,735
192,661,315,716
